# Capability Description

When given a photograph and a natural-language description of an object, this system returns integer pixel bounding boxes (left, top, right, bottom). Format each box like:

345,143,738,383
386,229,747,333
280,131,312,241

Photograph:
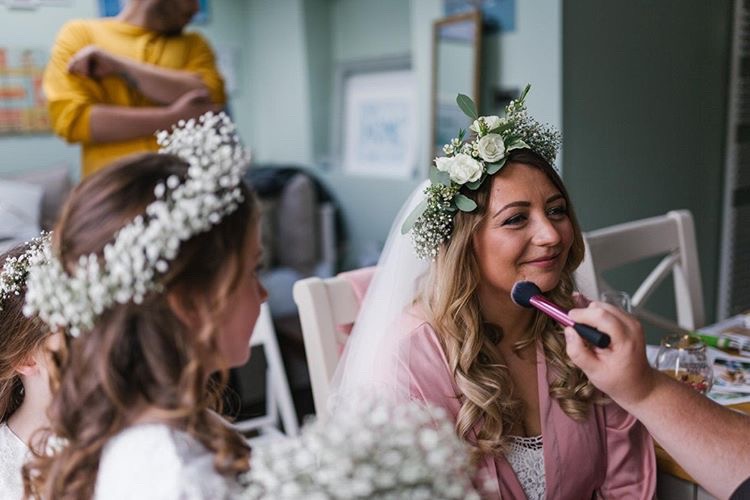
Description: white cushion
0,179,43,241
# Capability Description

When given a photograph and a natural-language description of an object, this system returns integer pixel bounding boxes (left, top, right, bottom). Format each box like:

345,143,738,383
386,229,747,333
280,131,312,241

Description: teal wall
563,0,732,332
0,0,248,177
5,0,725,307
0,2,96,175
331,0,411,63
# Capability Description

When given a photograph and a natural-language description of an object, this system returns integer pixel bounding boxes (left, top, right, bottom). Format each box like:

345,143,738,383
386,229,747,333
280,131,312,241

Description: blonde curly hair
418,149,598,460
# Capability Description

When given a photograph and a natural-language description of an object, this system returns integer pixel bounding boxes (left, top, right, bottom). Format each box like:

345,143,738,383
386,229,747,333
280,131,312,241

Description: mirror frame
430,10,482,157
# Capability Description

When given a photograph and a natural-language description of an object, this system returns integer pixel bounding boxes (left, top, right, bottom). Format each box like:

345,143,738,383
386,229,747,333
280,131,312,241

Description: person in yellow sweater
43,0,226,177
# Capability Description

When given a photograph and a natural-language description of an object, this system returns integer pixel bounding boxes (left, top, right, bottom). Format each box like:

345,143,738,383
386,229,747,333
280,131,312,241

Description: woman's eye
502,214,527,226
547,205,568,218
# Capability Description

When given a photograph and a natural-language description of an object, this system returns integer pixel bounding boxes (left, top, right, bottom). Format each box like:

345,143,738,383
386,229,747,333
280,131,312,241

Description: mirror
431,11,482,157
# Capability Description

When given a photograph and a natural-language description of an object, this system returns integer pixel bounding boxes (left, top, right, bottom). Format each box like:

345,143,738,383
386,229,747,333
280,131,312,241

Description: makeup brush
511,281,611,348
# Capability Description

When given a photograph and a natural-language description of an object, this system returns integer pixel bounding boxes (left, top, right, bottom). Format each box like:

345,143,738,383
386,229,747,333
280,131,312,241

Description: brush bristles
510,281,541,308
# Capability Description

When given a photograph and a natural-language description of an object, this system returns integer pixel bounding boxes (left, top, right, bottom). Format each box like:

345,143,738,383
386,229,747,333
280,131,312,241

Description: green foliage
456,94,478,120
454,194,477,212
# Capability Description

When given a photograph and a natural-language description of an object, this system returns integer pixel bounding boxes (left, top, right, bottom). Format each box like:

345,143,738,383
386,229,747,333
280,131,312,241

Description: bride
331,87,656,499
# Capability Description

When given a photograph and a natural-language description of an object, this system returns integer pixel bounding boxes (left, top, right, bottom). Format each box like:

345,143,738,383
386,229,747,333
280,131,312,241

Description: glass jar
655,334,713,394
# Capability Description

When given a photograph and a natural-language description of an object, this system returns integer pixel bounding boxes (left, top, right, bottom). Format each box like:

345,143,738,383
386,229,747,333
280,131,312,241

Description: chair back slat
293,273,369,420
575,210,705,330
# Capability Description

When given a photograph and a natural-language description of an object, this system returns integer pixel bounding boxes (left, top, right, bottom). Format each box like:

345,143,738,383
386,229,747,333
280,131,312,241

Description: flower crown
401,84,561,259
0,233,51,311
23,112,251,336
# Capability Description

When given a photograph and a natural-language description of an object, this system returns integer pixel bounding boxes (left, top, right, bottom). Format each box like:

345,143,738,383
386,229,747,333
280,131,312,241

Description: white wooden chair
574,210,705,331
232,303,299,440
292,276,361,421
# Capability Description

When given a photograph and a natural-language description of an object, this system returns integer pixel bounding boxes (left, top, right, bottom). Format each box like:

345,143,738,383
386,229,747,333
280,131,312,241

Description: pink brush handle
529,295,573,326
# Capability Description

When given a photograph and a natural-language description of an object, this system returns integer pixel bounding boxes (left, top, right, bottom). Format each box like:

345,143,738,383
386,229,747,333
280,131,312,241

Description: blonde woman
331,88,656,499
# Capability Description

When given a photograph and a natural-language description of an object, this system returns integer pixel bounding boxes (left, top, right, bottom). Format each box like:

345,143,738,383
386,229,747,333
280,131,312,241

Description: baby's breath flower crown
23,112,251,336
401,84,561,259
241,398,478,499
0,233,50,311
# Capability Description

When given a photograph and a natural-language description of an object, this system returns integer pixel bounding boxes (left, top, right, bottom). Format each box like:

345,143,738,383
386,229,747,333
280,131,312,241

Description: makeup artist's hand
564,302,656,407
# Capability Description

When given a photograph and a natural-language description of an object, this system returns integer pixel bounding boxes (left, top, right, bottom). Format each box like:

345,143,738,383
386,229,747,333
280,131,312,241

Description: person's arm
565,303,750,500
87,88,220,143
67,45,207,105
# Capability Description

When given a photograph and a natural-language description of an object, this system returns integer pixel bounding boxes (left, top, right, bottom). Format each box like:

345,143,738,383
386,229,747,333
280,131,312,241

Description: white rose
434,156,452,172
469,115,503,135
447,153,483,184
477,133,506,163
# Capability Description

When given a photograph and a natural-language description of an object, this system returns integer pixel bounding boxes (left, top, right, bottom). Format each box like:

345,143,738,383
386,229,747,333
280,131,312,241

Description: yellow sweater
43,19,226,177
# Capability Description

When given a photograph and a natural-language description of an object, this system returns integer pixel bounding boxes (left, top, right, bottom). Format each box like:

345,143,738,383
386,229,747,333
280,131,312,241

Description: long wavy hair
0,246,49,422
23,153,256,499
419,149,596,459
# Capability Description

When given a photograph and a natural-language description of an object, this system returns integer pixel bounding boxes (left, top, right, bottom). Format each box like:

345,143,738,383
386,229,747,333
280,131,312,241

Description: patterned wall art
0,47,50,134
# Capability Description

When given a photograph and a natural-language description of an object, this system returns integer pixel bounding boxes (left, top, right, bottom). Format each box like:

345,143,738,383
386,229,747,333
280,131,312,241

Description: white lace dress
94,424,243,500
505,435,546,500
0,422,29,500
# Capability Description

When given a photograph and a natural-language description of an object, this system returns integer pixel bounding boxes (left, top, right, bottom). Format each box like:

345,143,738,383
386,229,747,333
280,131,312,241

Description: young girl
0,238,56,498
23,114,267,499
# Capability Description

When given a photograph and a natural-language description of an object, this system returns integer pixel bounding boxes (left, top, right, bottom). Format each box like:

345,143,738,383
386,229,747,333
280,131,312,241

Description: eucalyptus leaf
400,198,428,234
456,94,478,120
507,140,530,152
486,158,507,175
429,165,451,186
454,193,477,212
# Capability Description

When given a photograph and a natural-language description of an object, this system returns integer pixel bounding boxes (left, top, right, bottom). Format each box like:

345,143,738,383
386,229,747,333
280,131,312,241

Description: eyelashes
501,205,568,227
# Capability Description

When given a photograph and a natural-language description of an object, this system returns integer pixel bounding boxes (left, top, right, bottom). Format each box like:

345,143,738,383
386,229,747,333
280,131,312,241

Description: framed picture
335,56,417,179
98,0,209,23
444,0,515,32
5,0,39,9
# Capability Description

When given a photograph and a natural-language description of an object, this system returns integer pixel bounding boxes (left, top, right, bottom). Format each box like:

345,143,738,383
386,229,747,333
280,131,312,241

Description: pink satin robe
393,310,656,500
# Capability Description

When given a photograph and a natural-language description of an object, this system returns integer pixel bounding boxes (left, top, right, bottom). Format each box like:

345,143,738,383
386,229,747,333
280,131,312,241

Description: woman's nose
532,216,562,247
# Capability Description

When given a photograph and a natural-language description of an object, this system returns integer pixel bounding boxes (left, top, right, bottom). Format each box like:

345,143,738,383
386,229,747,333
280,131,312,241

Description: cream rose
434,156,452,172
446,153,483,184
469,115,502,135
477,133,506,163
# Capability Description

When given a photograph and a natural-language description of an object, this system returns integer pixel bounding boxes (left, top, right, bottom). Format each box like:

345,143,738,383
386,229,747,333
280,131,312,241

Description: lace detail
0,423,29,500
505,435,545,500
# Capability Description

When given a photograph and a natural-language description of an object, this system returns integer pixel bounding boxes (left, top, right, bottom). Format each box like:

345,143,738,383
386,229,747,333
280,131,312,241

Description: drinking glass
600,290,632,313
655,334,713,394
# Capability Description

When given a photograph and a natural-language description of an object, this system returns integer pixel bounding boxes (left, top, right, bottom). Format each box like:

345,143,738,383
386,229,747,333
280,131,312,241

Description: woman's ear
14,354,39,377
166,291,202,329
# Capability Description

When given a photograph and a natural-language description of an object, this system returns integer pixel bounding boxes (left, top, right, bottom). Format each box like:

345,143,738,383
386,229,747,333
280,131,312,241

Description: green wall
563,0,732,330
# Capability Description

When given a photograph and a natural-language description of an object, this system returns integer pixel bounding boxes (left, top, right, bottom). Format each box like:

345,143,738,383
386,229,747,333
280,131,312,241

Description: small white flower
241,398,477,498
445,153,483,184
23,112,251,334
477,133,506,163
469,115,502,135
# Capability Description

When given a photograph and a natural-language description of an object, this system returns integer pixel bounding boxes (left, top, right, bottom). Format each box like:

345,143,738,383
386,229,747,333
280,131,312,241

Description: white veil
328,180,430,411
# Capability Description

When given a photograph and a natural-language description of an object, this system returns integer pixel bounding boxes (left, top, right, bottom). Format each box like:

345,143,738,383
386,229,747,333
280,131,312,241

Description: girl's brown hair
0,246,48,422
24,153,257,498
419,149,596,460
